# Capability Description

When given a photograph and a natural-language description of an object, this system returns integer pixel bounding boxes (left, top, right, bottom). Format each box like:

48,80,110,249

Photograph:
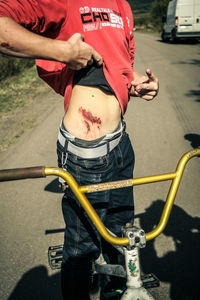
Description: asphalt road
0,32,200,300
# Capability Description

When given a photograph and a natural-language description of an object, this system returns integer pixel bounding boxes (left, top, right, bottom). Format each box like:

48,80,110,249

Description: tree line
133,0,171,32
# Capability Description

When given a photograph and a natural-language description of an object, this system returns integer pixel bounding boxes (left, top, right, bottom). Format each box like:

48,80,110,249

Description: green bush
151,0,171,32
134,13,152,29
0,54,35,82
131,0,153,14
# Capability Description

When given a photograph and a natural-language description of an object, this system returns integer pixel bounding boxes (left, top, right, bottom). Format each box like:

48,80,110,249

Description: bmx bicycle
0,148,199,300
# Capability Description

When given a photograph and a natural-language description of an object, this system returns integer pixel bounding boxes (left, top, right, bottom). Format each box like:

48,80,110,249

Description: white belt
58,131,122,159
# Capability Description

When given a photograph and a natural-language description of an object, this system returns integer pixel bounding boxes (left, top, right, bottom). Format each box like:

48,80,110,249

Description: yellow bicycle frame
45,148,200,246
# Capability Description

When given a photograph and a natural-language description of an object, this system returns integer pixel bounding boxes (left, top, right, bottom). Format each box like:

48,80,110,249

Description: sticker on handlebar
187,149,199,158
86,179,133,193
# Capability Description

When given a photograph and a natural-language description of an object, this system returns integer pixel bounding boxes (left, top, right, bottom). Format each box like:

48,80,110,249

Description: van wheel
171,29,178,43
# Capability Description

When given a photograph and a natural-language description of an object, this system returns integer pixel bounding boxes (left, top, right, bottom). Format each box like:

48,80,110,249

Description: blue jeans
57,122,135,299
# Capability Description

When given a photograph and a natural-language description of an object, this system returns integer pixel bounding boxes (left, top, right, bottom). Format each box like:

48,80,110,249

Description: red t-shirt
0,0,135,115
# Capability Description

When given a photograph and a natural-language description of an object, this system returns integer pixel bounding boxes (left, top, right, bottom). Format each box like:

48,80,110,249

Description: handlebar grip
0,166,46,181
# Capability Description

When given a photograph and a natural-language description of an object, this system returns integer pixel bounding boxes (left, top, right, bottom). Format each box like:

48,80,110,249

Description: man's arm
0,17,103,70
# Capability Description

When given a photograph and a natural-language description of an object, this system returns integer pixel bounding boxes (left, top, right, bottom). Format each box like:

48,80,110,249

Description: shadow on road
158,38,200,45
8,265,62,300
185,83,200,103
186,89,200,102
139,199,200,300
44,178,63,194
184,133,200,148
175,59,200,67
7,200,200,300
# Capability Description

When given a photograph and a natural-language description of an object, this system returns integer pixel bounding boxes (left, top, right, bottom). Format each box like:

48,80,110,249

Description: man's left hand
130,69,159,101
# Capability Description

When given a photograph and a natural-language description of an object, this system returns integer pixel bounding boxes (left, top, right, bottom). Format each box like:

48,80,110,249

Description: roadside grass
0,64,48,151
0,65,42,114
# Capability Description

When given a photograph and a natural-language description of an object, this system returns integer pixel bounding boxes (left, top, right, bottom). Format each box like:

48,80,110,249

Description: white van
161,0,200,42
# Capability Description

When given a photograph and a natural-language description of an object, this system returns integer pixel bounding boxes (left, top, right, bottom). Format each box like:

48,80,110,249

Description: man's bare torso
63,85,121,140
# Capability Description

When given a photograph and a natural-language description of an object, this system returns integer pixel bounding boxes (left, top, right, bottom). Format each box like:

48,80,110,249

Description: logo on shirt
79,6,130,32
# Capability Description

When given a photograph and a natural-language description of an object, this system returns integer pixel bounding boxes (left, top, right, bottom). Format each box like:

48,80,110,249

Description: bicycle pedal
48,245,63,270
102,287,125,299
141,273,160,289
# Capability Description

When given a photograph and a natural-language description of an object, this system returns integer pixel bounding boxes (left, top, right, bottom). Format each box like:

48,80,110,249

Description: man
0,1,159,299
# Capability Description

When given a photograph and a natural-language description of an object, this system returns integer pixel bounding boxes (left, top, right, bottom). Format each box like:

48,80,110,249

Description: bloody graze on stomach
79,107,102,133
1,42,10,47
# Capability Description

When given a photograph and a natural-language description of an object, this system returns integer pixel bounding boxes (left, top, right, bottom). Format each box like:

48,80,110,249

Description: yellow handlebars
0,148,199,246
45,148,200,245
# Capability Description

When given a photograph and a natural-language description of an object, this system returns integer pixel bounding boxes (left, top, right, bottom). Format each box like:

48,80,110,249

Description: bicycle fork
122,247,155,300
95,225,158,300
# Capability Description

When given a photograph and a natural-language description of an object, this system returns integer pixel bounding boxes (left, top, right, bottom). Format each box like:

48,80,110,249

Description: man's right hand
62,33,103,70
